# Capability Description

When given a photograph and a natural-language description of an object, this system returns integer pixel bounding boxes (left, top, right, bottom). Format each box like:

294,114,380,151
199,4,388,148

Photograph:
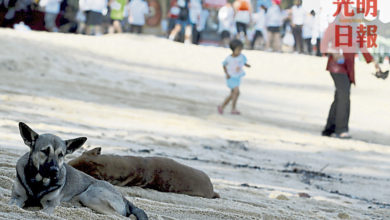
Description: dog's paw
41,206,56,215
8,197,24,208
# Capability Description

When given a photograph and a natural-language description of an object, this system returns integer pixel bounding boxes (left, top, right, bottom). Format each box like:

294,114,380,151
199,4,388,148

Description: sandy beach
0,28,389,219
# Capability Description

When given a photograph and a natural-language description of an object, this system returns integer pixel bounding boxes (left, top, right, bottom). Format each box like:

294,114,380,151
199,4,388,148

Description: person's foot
217,106,223,115
231,110,241,115
331,132,352,139
321,129,334,137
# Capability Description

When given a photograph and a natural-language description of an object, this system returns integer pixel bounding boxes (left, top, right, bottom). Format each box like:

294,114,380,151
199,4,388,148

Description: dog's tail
213,192,220,199
124,198,148,220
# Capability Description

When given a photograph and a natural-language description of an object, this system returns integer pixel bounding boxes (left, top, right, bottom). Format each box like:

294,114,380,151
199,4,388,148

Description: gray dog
9,122,148,219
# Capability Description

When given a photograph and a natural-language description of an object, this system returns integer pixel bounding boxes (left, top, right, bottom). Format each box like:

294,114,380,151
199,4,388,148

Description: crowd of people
0,0,151,35
212,0,328,55
1,0,329,55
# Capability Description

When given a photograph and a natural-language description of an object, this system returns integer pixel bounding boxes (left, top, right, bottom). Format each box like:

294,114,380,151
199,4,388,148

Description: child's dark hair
229,39,244,51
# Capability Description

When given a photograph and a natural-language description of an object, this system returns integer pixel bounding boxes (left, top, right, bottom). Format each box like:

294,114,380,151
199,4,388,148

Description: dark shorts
267,26,280,33
236,22,247,35
221,30,230,39
254,30,263,38
130,24,143,34
111,19,121,24
86,11,103,26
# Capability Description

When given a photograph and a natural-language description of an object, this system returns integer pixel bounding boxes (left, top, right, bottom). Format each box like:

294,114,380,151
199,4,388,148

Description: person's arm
223,66,230,79
145,2,151,16
370,58,381,72
244,55,250,68
361,46,381,71
248,1,253,23
290,8,295,27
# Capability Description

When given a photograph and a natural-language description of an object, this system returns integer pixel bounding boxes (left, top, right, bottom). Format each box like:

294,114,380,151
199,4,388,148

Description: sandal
331,132,352,139
231,110,241,115
217,106,223,115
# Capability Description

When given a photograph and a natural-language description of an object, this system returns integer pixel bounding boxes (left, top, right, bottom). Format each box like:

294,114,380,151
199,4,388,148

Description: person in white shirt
189,0,202,44
233,0,252,41
40,0,63,32
79,0,107,35
193,7,208,45
251,5,267,50
312,7,329,57
218,3,235,47
128,0,149,33
291,0,305,53
302,10,315,55
265,0,283,52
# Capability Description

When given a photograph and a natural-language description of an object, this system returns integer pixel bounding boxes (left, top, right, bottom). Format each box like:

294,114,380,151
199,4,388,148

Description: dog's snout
49,166,60,177
50,166,59,172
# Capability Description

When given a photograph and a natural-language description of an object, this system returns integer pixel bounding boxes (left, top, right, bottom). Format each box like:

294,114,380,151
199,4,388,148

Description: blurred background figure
1,0,34,27
218,2,234,48
1,0,366,56
193,3,208,45
251,4,267,50
302,9,314,55
265,0,283,52
79,0,107,35
312,6,328,57
59,0,80,33
175,0,189,42
167,0,179,36
189,0,202,44
233,0,252,46
108,0,127,34
291,0,305,53
128,0,149,34
39,0,62,32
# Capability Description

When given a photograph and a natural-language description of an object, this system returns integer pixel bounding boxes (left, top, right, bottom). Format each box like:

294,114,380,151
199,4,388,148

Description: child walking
218,39,250,115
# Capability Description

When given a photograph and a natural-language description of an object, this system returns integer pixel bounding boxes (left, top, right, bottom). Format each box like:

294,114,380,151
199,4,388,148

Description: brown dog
68,148,220,199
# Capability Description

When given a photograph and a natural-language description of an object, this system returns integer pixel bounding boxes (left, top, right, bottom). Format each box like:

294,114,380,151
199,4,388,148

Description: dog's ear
19,122,39,148
65,137,87,155
83,147,102,156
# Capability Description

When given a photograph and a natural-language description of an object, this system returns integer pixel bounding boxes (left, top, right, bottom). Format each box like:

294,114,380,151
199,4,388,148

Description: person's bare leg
95,26,103,35
113,20,122,33
108,25,114,34
274,32,281,52
85,25,92,35
271,32,276,51
184,25,192,44
169,24,181,40
221,91,233,109
231,87,240,112
266,32,271,51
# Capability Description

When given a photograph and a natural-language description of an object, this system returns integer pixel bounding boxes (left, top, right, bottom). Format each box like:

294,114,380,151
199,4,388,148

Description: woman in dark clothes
321,22,381,139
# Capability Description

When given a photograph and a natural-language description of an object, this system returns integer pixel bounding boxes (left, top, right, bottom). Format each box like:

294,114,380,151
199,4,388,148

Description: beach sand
0,29,389,219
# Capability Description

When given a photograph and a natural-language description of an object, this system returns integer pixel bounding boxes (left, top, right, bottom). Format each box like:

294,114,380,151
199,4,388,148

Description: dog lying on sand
9,122,148,219
68,147,220,199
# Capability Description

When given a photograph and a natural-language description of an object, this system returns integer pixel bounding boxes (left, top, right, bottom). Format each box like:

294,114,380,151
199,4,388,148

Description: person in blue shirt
218,39,251,115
